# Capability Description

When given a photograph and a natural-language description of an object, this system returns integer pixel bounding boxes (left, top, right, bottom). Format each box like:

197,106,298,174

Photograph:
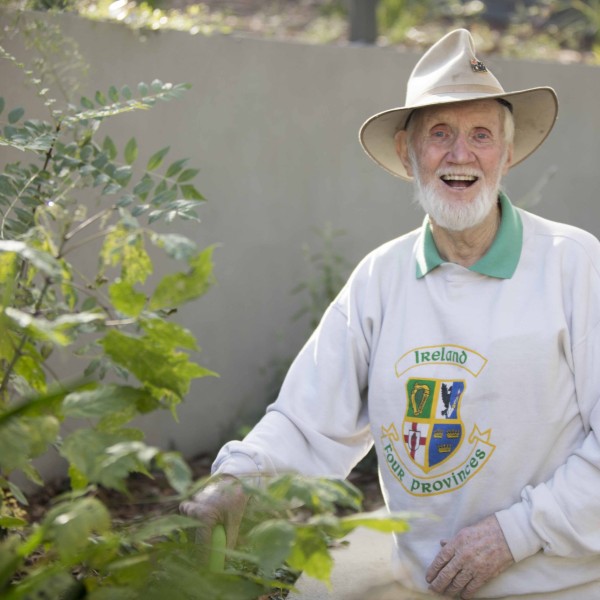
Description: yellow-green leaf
148,245,215,310
44,498,111,562
146,146,169,171
109,280,146,317
124,137,138,165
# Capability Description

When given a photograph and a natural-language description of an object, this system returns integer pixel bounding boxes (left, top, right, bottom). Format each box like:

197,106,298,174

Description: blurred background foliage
1,0,599,64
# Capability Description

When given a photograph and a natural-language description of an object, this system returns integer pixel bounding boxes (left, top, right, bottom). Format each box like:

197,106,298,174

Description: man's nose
447,134,474,163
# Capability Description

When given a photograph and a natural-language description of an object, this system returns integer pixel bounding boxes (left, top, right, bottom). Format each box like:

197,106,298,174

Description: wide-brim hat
359,29,558,180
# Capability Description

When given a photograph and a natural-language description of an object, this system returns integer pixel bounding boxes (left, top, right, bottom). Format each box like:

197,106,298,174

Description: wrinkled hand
426,515,514,599
180,474,249,560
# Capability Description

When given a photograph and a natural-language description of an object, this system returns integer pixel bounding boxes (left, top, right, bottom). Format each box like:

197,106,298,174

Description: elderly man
182,30,600,599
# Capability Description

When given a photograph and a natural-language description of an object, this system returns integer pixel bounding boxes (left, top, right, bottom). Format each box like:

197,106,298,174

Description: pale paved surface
288,514,435,600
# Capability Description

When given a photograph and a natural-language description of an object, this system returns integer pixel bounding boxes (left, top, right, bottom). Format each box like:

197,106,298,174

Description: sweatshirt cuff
211,442,275,487
495,501,544,563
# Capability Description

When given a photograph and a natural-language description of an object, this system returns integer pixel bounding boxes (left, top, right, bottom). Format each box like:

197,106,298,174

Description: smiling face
396,99,514,231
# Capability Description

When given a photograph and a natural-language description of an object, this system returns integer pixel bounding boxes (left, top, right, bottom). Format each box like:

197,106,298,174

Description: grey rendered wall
1,13,599,475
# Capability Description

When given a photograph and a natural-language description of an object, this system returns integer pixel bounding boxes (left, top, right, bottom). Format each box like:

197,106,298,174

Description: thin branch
0,277,52,397
60,229,112,258
64,208,113,241
0,170,39,240
105,318,137,327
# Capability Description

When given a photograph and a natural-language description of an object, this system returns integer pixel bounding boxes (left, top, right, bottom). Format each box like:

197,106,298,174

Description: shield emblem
402,378,465,473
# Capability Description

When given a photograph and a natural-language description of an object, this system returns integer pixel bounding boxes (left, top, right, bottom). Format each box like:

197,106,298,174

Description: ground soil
26,451,384,525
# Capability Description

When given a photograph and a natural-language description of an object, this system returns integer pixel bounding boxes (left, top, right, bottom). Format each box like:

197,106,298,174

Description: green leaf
103,181,122,195
148,199,201,224
60,428,144,491
337,512,413,536
81,96,95,109
176,168,199,183
133,174,154,199
8,481,28,505
68,464,88,490
0,415,60,473
4,308,105,346
155,451,193,495
121,85,132,100
129,514,199,544
0,240,63,279
117,194,135,208
150,233,197,261
95,90,107,106
267,475,363,513
146,146,169,171
287,525,333,584
151,186,178,207
0,173,18,197
0,97,4,115
103,135,117,160
100,226,152,285
109,279,146,316
124,137,138,165
108,85,120,102
138,82,149,96
149,245,215,310
113,165,133,185
80,143,94,161
140,318,198,351
131,204,149,217
165,158,188,178
151,79,164,92
14,353,47,394
0,516,27,528
102,440,158,474
180,184,205,201
0,536,25,590
249,520,296,575
100,330,214,400
62,384,148,419
44,497,112,562
8,107,25,124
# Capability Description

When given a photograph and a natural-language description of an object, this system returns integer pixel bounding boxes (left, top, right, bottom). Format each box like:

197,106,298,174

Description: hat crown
358,28,558,179
406,29,505,106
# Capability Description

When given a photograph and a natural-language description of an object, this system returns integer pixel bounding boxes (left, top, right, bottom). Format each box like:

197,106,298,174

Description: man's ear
502,143,514,176
394,130,414,177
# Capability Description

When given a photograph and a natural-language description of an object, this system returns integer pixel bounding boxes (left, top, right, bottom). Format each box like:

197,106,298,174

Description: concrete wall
1,13,599,471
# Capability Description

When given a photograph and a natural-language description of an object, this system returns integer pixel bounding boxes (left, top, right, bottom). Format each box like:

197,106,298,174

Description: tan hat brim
359,87,558,180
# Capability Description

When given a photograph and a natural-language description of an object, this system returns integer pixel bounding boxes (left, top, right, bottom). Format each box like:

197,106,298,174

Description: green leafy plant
0,15,413,599
0,13,221,596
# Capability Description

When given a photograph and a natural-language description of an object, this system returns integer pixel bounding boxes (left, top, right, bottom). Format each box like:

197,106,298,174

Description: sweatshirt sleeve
496,237,600,563
495,408,600,562
212,284,374,485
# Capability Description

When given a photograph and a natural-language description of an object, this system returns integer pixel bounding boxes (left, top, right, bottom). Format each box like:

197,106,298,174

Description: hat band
412,83,506,104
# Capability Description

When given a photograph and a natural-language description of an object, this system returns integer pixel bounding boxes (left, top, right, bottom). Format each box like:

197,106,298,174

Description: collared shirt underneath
415,191,523,280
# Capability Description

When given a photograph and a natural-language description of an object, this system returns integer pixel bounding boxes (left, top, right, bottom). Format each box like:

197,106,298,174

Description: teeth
441,175,478,181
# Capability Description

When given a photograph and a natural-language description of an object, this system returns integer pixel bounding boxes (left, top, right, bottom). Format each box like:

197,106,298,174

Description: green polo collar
415,191,523,279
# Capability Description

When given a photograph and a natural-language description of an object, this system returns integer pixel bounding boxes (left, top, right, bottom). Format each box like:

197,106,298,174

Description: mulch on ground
26,452,384,524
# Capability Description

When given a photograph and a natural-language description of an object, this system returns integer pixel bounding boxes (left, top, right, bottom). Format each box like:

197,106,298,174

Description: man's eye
432,131,446,138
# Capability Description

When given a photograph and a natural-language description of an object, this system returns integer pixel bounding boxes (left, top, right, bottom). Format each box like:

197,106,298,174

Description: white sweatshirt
213,194,600,599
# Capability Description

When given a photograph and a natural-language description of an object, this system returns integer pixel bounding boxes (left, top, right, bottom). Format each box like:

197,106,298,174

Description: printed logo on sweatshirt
402,378,465,473
381,344,495,497
395,344,487,378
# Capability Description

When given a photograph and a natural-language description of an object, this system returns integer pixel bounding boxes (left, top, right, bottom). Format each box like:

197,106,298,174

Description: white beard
412,167,503,232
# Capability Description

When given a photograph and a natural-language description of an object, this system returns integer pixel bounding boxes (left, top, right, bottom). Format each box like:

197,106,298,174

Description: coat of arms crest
402,378,465,473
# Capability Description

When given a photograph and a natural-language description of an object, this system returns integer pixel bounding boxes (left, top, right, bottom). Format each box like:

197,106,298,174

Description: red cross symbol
404,422,426,459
